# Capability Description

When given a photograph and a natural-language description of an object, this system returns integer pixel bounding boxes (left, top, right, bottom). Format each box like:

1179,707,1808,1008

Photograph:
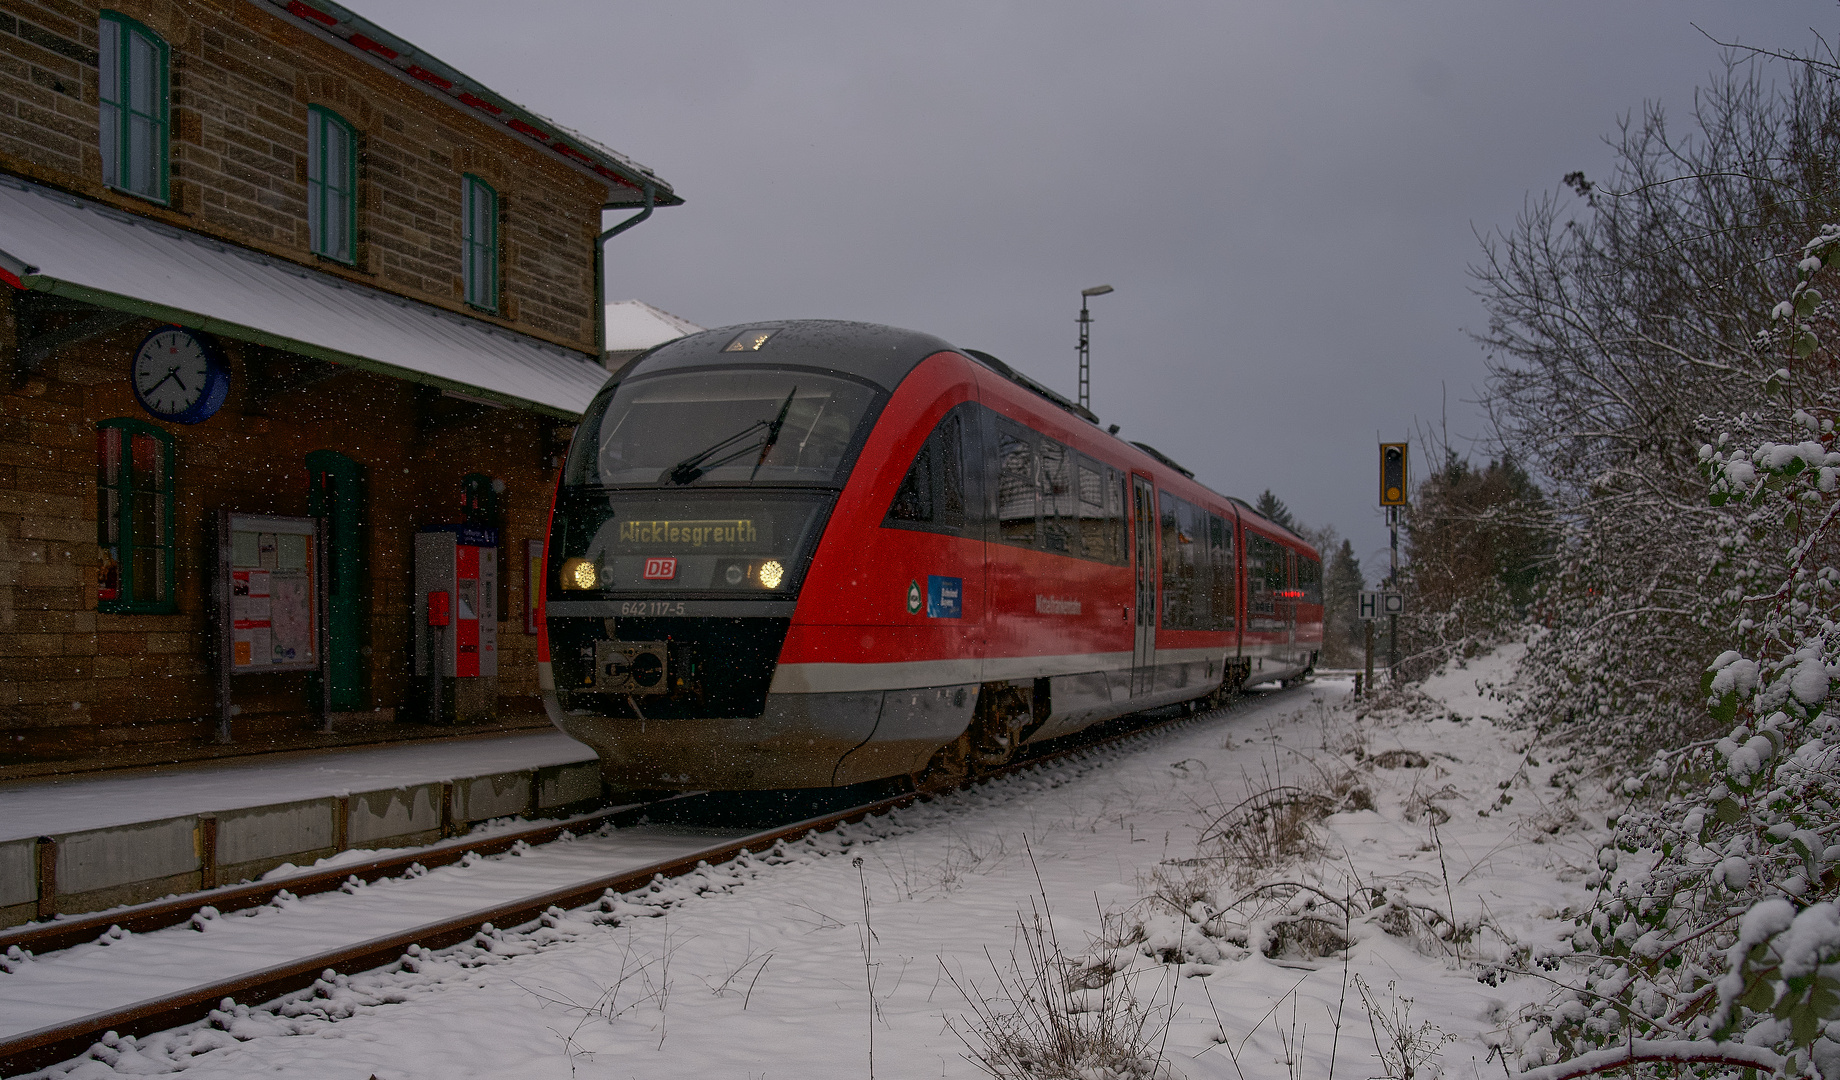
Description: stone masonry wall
0,0,604,353
0,293,563,767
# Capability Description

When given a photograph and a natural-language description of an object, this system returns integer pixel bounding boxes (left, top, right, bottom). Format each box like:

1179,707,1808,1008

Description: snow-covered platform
0,730,599,928
0,731,594,842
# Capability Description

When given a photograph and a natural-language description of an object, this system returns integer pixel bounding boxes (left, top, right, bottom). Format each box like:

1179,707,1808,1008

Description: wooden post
441,781,455,839
315,521,333,733
199,815,219,891
334,795,350,852
1364,620,1375,698
35,837,55,920
214,510,234,744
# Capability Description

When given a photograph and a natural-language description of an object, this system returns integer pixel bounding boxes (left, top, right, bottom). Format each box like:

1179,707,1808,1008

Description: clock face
132,328,227,423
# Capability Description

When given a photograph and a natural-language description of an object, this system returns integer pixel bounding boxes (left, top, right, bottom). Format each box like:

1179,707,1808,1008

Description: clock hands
142,365,190,402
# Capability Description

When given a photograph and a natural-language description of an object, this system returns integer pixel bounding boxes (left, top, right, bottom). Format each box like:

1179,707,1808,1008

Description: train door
1131,475,1157,695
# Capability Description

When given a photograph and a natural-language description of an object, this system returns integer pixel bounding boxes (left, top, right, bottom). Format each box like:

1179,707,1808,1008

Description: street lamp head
1081,284,1115,297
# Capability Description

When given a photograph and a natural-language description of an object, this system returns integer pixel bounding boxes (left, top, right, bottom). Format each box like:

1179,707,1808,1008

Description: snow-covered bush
947,893,1175,1080
1513,229,1840,1077
1473,55,1840,767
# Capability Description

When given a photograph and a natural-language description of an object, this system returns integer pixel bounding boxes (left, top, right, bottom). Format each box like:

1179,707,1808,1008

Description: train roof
629,320,955,392
624,319,1318,558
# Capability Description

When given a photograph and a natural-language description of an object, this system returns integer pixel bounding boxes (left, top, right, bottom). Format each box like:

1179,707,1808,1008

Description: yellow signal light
1380,443,1409,507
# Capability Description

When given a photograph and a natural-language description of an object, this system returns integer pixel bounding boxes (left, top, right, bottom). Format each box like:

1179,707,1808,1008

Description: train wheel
968,684,1030,774
916,733,972,793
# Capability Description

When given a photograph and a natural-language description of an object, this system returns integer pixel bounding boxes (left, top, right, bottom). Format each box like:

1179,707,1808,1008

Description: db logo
642,557,678,581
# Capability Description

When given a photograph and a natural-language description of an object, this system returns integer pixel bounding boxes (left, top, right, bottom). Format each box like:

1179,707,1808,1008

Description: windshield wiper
749,387,798,480
664,386,798,485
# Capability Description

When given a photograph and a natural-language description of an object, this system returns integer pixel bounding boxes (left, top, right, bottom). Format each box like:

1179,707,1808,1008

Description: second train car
538,320,1321,790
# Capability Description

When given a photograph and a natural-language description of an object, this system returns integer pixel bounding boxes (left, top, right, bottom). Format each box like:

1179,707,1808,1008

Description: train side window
1299,552,1322,604
1247,534,1282,615
886,407,968,533
1110,469,1128,564
940,414,966,525
1076,457,1107,563
984,408,1125,565
1073,456,1128,566
1159,491,1211,630
888,439,934,523
1038,438,1075,554
1208,513,1236,629
995,419,1038,548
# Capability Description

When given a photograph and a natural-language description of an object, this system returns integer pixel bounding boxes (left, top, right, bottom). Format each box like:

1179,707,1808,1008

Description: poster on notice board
227,514,318,673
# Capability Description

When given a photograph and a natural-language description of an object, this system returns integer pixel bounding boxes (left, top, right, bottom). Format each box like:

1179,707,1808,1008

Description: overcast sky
362,0,1829,576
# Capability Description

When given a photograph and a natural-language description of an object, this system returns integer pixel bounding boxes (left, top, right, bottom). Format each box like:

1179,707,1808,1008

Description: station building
0,0,678,777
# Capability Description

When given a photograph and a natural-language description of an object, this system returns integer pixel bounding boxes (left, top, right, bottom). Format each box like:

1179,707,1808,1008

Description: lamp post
1077,284,1113,411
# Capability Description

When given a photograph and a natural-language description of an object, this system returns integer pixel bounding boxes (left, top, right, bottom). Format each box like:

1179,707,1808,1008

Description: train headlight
758,560,785,589
561,557,598,590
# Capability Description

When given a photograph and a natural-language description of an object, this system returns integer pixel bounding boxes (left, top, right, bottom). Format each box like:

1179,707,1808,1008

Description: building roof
604,300,703,353
255,0,680,210
0,174,610,418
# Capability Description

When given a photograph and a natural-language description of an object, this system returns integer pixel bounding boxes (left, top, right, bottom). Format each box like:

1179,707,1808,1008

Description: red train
538,320,1321,790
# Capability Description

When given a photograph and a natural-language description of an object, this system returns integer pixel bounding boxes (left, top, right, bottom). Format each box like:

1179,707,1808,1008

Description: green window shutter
97,418,176,614
308,107,356,263
462,174,498,311
98,12,169,203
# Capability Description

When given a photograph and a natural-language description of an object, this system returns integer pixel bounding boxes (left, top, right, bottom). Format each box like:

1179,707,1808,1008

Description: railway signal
1380,442,1408,506
1368,442,1411,694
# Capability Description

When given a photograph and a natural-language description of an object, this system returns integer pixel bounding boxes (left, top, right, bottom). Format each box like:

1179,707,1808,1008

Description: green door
308,450,368,711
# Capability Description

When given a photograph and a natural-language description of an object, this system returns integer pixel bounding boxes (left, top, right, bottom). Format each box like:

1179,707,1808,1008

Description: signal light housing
1380,443,1409,506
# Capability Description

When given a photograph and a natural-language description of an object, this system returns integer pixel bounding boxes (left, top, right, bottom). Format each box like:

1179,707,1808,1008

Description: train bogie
538,320,1321,791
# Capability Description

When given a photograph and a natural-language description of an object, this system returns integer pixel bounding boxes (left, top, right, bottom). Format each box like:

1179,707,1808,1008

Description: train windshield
567,369,880,488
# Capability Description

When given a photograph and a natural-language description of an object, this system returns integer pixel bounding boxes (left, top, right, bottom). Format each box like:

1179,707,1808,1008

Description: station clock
131,326,230,425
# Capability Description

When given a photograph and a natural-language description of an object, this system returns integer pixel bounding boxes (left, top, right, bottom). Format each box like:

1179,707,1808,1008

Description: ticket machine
414,524,498,723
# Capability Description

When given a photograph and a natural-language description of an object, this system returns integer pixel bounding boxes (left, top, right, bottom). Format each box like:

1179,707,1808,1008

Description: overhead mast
1077,284,1113,412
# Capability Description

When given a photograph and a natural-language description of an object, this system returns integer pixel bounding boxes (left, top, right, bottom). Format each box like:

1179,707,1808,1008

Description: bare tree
1470,51,1840,760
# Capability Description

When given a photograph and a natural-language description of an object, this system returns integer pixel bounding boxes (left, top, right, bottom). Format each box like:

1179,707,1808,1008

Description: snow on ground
0,731,593,841
22,643,1608,1079
0,820,748,1040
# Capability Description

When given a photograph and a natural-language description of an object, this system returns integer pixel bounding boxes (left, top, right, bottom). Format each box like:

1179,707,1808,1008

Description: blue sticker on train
926,575,962,619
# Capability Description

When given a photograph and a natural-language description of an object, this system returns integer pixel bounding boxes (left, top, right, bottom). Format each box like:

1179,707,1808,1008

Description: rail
0,683,1307,1076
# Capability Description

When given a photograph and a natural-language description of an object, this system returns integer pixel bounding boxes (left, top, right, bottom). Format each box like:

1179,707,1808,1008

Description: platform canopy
604,299,703,353
0,174,612,418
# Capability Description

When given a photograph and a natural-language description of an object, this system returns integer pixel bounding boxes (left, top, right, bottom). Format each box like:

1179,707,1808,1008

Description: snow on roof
0,175,610,417
604,300,703,352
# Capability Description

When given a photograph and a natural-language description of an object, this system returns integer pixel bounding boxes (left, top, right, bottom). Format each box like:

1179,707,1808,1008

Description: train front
538,322,930,790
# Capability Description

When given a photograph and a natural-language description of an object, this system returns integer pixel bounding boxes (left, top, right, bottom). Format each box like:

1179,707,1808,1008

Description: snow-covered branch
1513,1038,1783,1080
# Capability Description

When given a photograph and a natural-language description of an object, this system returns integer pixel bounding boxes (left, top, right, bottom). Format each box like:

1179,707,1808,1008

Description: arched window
307,106,357,263
99,11,169,203
97,418,175,613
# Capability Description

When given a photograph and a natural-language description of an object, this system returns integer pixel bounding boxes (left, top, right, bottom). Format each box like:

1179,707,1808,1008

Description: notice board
226,513,318,673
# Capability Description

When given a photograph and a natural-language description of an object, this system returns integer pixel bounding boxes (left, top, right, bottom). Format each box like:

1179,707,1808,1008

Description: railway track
0,682,1309,1076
